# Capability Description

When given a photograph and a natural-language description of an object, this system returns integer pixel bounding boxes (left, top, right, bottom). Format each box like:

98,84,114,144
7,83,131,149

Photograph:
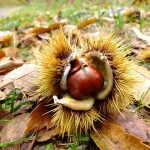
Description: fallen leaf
20,141,33,150
91,122,150,150
2,145,20,150
0,64,37,95
0,47,24,73
0,111,13,129
13,71,38,94
18,34,41,49
0,47,20,58
0,113,30,144
24,102,53,136
77,17,98,29
0,57,23,73
110,111,150,141
36,127,59,142
20,135,36,150
30,22,67,35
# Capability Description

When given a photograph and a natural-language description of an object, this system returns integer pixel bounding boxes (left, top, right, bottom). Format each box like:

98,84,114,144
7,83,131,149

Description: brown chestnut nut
69,59,83,75
67,59,104,99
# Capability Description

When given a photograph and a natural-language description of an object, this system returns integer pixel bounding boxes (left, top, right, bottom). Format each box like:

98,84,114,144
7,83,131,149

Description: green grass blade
0,136,34,148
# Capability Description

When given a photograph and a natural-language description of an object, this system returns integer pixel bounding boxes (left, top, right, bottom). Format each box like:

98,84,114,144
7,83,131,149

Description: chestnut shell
67,61,104,100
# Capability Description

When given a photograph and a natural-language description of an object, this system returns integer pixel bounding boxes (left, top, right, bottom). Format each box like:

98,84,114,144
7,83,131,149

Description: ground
0,0,150,150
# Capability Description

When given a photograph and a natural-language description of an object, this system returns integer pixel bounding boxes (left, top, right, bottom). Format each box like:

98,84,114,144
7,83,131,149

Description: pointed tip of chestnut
67,59,104,100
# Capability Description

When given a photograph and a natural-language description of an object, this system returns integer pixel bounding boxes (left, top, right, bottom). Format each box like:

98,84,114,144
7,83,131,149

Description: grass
114,11,125,29
0,2,51,30
0,120,12,123
0,136,34,148
45,143,53,150
0,0,138,31
0,88,19,112
69,134,90,150
139,12,144,32
0,0,27,8
0,0,86,30
19,46,31,60
0,88,36,113
136,86,150,112
0,0,149,31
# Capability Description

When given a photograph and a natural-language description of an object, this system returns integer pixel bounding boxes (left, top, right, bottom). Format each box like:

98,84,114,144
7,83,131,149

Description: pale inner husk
85,51,113,100
55,51,113,110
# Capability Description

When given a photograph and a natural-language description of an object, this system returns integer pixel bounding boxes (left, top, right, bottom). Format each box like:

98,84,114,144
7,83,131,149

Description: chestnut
67,59,104,99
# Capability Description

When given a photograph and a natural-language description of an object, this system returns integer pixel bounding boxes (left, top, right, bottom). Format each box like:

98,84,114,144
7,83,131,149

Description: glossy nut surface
67,59,104,99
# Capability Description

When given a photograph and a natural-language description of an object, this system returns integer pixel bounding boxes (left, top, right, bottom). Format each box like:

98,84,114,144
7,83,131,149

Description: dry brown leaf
0,113,30,144
36,127,59,142
0,57,23,73
0,31,13,45
30,22,67,35
110,111,150,141
91,123,150,150
18,34,41,49
20,141,34,150
0,47,24,73
0,64,37,95
0,111,13,129
2,145,20,150
77,17,98,29
0,47,19,58
24,102,53,136
20,135,36,150
12,71,38,94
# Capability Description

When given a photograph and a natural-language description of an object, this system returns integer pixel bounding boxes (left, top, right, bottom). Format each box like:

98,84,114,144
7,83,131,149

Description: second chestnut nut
67,59,104,100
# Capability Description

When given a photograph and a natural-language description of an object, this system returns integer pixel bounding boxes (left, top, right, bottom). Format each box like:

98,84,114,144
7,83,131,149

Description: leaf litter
0,0,150,149
0,113,31,148
90,122,150,150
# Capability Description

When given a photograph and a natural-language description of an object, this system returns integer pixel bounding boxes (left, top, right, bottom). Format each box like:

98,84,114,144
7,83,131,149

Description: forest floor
0,0,150,150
